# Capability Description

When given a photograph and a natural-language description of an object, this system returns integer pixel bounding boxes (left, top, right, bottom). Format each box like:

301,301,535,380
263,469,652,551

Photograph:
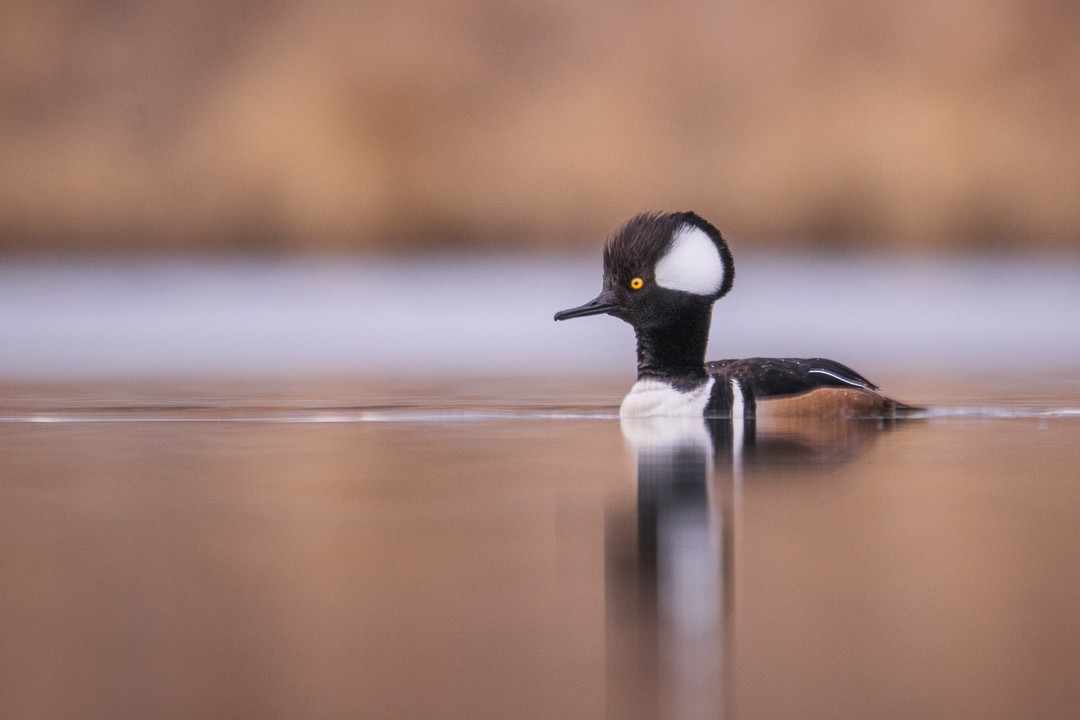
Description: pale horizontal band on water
1,253,1079,379
1,404,1078,424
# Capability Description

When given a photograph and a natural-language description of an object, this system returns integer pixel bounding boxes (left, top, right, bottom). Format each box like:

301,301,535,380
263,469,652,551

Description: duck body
623,356,902,419
555,211,909,419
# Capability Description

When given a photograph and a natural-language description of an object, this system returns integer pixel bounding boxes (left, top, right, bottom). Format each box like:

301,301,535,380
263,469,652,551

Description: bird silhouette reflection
605,413,898,719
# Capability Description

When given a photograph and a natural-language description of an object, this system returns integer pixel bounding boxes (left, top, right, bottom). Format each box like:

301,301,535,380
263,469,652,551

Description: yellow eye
630,277,644,290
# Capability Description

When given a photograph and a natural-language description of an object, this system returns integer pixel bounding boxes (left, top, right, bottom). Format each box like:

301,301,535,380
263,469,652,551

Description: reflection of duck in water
607,415,728,720
555,211,914,419
608,409,902,718
613,409,898,625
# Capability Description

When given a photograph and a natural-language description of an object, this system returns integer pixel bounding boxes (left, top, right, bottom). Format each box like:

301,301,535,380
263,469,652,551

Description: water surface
2,378,1079,719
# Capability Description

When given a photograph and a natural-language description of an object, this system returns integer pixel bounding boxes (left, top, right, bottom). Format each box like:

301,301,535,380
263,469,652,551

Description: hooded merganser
554,211,908,419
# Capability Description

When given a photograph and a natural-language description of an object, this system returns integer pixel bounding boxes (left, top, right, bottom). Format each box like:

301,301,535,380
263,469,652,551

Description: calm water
2,377,1080,720
2,253,1079,718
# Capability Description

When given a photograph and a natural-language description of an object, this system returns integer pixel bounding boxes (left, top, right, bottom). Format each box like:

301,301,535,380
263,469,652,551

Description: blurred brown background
2,0,1078,253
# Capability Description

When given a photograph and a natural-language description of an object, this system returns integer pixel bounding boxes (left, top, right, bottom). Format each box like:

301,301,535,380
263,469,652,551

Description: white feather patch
620,377,715,418
807,368,868,388
730,378,745,420
730,378,745,451
654,223,725,296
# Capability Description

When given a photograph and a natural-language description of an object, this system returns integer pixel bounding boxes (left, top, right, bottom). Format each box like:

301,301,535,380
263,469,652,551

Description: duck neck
634,309,712,390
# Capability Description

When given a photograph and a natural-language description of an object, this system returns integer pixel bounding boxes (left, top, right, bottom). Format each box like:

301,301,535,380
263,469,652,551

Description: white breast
619,377,715,418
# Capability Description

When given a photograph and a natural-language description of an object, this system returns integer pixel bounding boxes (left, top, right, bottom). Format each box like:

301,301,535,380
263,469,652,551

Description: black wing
705,357,879,398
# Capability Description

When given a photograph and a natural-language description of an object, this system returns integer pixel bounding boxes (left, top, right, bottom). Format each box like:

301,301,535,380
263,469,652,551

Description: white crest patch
654,223,725,296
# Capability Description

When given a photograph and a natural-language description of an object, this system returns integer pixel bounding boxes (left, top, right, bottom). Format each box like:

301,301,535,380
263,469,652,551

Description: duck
554,211,909,418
